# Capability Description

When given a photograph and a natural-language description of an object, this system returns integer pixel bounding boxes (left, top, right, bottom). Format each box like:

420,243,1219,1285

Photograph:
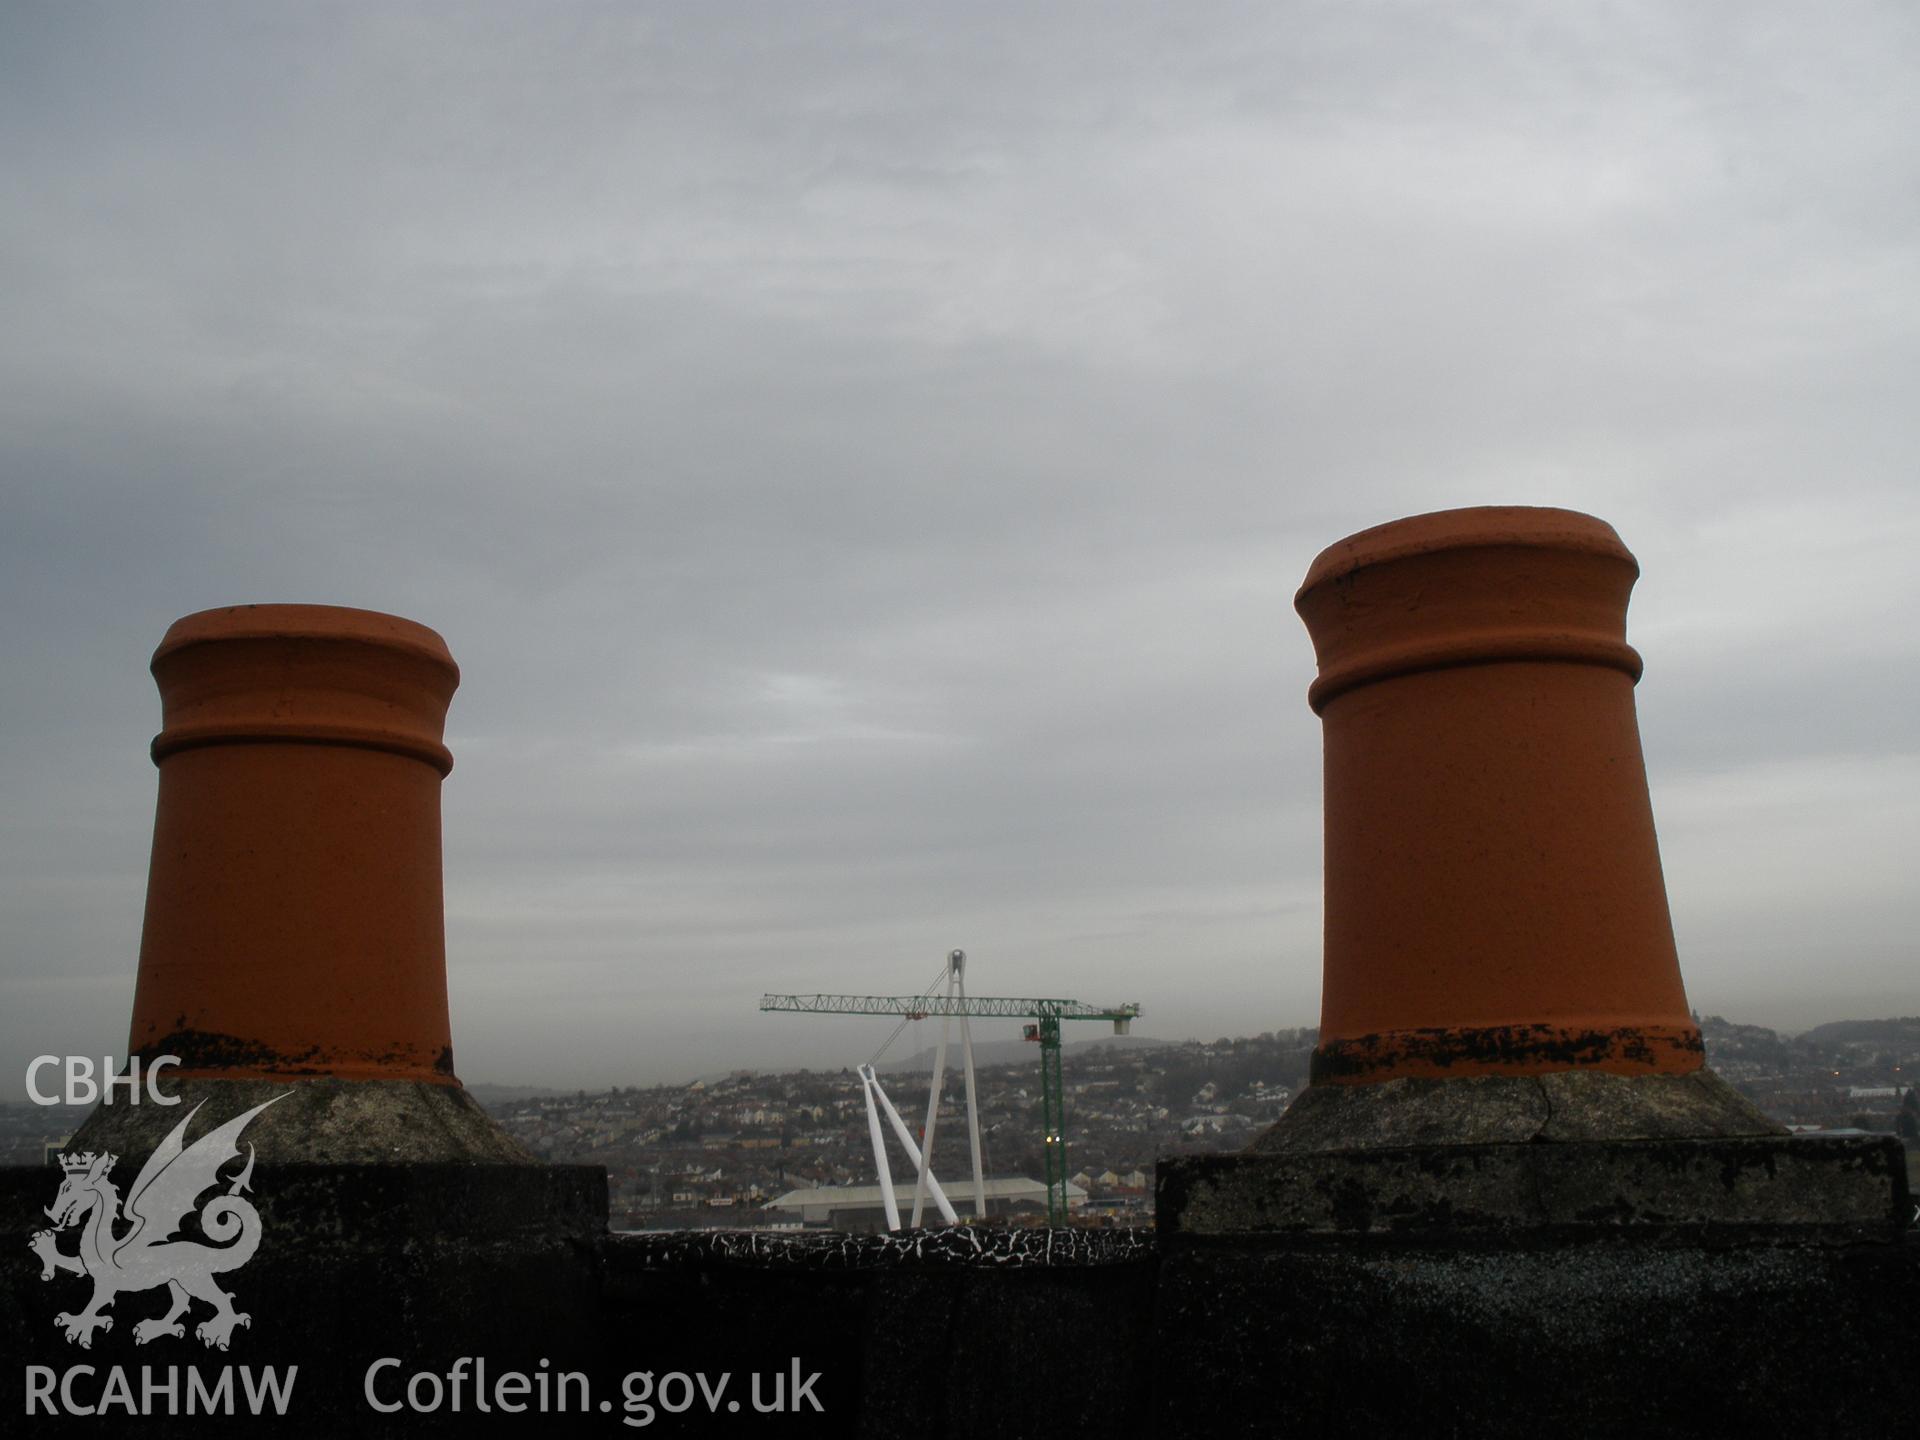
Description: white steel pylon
857,1064,959,1228
857,1064,902,1231
911,949,988,1223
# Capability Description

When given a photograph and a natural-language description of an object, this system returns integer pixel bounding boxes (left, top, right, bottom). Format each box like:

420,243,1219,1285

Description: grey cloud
4,2,1916,1092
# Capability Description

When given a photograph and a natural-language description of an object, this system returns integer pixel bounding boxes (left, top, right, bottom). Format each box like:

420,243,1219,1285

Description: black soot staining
137,1028,327,1074
1310,1025,1705,1082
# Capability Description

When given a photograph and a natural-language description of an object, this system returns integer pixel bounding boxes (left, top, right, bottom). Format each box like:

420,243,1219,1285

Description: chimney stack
1155,508,1908,1248
74,604,526,1162
1258,507,1776,1149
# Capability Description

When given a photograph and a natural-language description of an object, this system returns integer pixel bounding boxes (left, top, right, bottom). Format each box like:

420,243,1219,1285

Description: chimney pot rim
1297,505,1636,602
152,604,457,677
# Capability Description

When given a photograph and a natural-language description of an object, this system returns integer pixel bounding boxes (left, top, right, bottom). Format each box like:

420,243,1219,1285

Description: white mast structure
851,950,987,1229
906,949,987,1224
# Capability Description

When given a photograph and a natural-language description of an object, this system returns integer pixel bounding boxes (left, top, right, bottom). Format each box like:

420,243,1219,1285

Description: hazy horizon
476,1003,1920,1093
1,1006,1909,1104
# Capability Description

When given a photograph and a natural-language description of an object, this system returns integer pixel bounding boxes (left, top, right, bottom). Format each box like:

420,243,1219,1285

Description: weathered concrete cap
1160,1135,1911,1240
68,1077,535,1165
1249,1070,1782,1153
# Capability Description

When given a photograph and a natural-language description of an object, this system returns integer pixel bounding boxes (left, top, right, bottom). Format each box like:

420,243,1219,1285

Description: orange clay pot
127,605,462,1084
1295,507,1703,1084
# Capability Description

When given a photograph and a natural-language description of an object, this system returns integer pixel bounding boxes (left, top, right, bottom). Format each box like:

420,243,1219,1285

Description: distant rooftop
768,1176,1086,1223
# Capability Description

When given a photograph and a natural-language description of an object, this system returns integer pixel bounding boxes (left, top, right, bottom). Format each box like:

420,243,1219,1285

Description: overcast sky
3,2,1916,1095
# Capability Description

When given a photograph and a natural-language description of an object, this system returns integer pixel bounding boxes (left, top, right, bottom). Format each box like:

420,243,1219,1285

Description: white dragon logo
28,1095,286,1351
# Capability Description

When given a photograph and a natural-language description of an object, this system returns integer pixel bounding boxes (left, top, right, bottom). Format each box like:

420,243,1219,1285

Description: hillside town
470,1015,1917,1230
5,1016,1913,1230
476,1029,1315,1229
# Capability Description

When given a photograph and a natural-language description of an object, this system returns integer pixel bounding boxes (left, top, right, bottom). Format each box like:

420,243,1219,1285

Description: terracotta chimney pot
128,604,461,1084
1294,506,1703,1084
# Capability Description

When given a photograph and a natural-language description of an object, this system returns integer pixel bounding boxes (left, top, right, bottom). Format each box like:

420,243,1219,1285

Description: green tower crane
762,954,1141,1226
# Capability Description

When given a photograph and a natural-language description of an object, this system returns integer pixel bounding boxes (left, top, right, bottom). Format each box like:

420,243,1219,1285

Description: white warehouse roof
768,1177,1085,1223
